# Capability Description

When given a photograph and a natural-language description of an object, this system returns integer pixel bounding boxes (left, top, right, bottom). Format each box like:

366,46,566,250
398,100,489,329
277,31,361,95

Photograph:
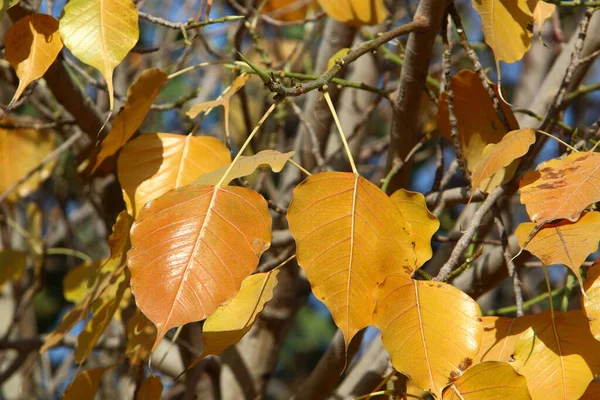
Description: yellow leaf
0,121,56,201
93,69,168,172
5,14,63,104
41,302,88,353
327,48,350,70
63,368,108,400
512,310,600,400
582,261,600,341
442,361,531,400
527,0,555,30
316,0,387,26
519,152,600,223
389,189,439,266
471,129,536,194
136,376,162,400
475,316,531,363
0,250,26,289
59,0,139,109
372,274,483,398
125,308,156,367
193,150,294,186
287,172,416,347
63,260,103,304
472,0,533,64
118,133,231,217
516,212,600,289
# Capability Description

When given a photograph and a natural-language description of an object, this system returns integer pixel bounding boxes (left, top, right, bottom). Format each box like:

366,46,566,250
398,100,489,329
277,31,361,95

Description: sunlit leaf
581,381,600,400
471,129,536,194
475,316,531,364
118,133,231,217
5,14,63,104
193,150,294,186
125,308,156,367
582,261,600,341
128,184,272,350
472,0,533,64
372,273,482,398
442,361,531,399
390,189,439,266
63,260,103,304
136,376,162,400
93,69,168,172
519,152,600,223
59,0,139,109
527,0,555,30
0,250,26,289
0,121,56,201
516,212,600,289
41,302,87,353
63,368,108,400
317,0,387,26
262,0,317,21
108,211,134,259
287,172,416,347
512,310,600,400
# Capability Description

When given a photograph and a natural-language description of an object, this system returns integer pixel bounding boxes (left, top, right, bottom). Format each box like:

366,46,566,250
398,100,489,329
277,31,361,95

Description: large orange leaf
519,152,600,223
471,129,536,194
515,212,600,288
475,316,531,364
287,172,416,346
472,0,533,64
316,0,387,26
63,368,108,400
93,69,168,172
128,184,272,350
5,14,63,104
389,189,439,266
59,0,139,109
442,361,531,400
372,273,483,398
512,310,600,400
193,150,294,186
117,133,231,217
0,121,56,201
582,261,600,341
438,70,519,173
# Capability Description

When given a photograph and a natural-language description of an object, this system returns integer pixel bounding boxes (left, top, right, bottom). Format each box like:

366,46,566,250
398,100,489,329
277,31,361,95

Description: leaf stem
560,271,577,312
323,91,357,174
288,159,311,176
543,266,556,316
535,130,579,152
485,286,566,316
46,248,92,263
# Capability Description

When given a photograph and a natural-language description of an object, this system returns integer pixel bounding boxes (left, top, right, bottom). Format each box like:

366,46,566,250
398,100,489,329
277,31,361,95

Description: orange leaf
117,133,231,217
389,189,439,266
471,129,536,194
262,0,317,21
515,212,600,288
581,381,600,400
93,69,168,172
372,274,482,398
136,376,163,400
128,184,272,350
519,152,600,223
512,310,600,400
442,361,531,400
475,316,531,364
316,0,388,26
287,172,416,346
438,70,519,173
582,261,600,341
125,308,156,367
5,14,63,104
63,368,108,400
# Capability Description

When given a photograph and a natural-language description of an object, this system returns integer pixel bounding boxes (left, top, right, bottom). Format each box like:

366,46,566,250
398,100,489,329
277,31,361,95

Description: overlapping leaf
472,0,533,64
442,361,531,400
5,14,63,104
93,69,168,171
512,310,600,400
63,368,108,400
193,150,294,186
118,133,231,216
317,0,387,26
390,189,439,266
582,261,600,341
63,260,103,304
519,152,600,223
475,316,531,363
287,172,416,346
528,0,555,30
59,0,139,109
136,376,162,400
128,184,272,350
0,250,26,288
125,308,156,367
372,273,483,398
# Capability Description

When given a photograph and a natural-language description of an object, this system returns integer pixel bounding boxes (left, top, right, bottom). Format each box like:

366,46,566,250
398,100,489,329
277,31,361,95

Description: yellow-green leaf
442,361,531,400
63,368,108,400
0,250,26,289
5,14,63,104
136,376,162,400
59,0,139,109
317,0,388,26
93,69,168,172
372,273,483,398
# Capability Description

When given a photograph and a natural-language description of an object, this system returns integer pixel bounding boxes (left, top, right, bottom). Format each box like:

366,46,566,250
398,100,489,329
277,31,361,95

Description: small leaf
118,133,231,217
63,260,103,304
582,261,600,341
0,250,26,289
287,172,416,347
5,14,63,104
125,308,156,367
136,376,162,400
59,0,139,109
63,368,108,400
128,184,272,350
193,150,294,186
515,212,600,289
93,69,168,172
471,129,536,194
527,0,555,30
317,0,388,26
372,274,483,398
475,316,531,363
512,310,600,400
519,152,600,223
442,361,531,400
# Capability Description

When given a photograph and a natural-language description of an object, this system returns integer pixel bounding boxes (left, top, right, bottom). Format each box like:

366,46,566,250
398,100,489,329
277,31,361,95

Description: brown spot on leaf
458,357,473,371
448,370,460,384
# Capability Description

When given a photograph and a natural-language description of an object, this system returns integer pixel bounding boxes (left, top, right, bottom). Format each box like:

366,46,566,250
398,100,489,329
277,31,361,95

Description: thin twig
493,212,524,316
